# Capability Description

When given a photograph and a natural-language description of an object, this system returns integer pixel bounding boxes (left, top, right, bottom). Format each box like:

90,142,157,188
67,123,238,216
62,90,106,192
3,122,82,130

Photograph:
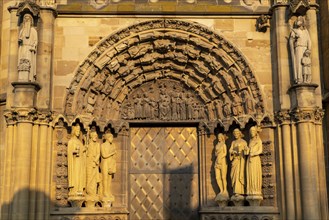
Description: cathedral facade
0,0,329,219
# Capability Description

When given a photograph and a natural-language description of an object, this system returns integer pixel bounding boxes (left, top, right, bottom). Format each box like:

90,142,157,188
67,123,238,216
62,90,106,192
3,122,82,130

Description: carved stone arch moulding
64,19,269,131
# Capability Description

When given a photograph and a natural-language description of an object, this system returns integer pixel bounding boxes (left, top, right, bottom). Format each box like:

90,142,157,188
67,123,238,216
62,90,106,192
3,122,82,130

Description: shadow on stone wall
1,188,54,220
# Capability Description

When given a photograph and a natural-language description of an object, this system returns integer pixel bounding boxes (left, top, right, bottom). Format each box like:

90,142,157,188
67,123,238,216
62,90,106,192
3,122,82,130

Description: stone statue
229,128,247,203
289,16,311,84
18,14,38,82
214,133,229,205
245,126,263,206
86,130,100,200
301,49,312,83
67,125,86,197
100,132,117,205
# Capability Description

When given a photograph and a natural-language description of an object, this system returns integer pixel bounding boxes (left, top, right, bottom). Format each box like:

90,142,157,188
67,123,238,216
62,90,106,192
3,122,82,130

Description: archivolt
64,19,268,131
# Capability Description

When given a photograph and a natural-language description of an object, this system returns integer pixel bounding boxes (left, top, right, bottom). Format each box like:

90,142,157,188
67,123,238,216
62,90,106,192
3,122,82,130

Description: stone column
271,2,291,110
289,84,327,220
1,112,17,219
36,6,57,108
10,108,37,220
198,122,208,206
276,110,295,219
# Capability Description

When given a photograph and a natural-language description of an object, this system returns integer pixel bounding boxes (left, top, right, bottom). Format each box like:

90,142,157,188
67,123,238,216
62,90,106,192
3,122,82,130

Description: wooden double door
129,126,199,220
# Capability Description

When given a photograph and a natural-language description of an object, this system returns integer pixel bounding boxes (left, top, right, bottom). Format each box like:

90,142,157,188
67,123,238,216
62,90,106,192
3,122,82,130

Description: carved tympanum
64,20,265,128
121,79,206,121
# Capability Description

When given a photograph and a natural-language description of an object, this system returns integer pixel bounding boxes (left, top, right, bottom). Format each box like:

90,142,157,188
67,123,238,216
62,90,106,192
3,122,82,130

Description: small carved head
233,128,243,139
295,16,306,29
104,132,114,143
303,49,311,57
23,13,34,26
249,126,261,138
72,125,81,137
217,133,227,142
90,130,98,141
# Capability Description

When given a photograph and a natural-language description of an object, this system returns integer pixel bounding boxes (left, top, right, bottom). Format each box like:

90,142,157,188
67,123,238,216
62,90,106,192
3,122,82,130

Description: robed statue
245,126,263,205
229,129,247,199
18,13,38,82
67,125,87,196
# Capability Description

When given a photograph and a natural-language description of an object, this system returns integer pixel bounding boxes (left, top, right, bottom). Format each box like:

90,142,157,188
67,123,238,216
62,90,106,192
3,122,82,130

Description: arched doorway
56,19,270,219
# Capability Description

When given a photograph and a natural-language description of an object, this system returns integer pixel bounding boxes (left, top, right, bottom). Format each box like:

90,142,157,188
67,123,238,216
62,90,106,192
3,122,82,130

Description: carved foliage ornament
276,108,324,123
3,108,52,124
64,20,266,127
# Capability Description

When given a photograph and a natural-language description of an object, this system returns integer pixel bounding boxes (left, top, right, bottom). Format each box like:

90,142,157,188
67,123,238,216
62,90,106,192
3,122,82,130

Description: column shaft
11,121,33,220
297,122,320,219
281,123,295,219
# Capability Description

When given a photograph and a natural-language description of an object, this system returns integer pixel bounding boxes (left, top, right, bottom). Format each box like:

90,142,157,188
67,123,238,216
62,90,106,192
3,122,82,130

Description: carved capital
275,110,291,124
35,111,53,124
291,108,324,123
314,108,325,122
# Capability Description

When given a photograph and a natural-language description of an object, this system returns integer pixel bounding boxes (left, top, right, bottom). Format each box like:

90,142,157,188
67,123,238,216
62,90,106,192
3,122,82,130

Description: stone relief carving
256,15,270,33
289,16,312,84
64,19,266,129
121,80,206,121
18,13,38,82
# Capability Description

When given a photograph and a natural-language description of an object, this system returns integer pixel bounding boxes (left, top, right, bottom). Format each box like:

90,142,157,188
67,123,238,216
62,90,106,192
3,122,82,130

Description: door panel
129,127,199,220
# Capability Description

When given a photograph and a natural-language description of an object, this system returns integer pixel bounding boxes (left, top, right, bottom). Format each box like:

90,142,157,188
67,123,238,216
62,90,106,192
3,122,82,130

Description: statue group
67,125,117,208
214,126,263,206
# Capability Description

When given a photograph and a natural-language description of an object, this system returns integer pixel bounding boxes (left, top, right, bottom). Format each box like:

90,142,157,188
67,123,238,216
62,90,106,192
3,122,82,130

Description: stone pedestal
289,83,318,109
246,195,263,206
215,193,229,207
231,194,244,206
68,196,85,208
12,82,40,108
